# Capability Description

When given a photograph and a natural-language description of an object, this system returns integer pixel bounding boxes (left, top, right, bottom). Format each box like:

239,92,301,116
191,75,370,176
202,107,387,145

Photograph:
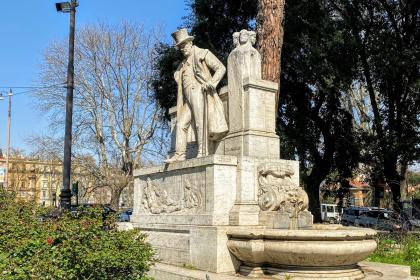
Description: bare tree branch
33,22,169,208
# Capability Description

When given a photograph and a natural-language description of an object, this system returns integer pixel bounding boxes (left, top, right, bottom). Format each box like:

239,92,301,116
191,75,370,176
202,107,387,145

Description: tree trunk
257,0,285,84
399,162,408,202
110,187,124,210
305,173,323,223
384,156,401,211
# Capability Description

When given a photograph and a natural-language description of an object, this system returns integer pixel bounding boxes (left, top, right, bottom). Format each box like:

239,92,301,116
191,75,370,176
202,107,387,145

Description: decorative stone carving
228,30,261,86
227,30,262,135
183,179,203,210
142,177,181,214
225,29,281,162
142,177,203,214
257,163,309,214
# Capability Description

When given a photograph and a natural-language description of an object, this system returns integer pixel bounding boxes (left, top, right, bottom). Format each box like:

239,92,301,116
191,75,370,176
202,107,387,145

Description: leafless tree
34,22,168,208
26,135,64,162
342,82,374,133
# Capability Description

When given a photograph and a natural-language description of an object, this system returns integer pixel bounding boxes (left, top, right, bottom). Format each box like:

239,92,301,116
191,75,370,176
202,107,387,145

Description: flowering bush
0,190,154,280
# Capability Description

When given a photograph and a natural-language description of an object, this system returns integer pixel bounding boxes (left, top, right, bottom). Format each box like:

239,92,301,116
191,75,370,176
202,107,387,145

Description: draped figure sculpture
228,30,261,87
227,29,262,134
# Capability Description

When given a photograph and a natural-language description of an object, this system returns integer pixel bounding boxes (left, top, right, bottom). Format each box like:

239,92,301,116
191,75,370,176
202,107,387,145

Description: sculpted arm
174,65,181,84
204,51,226,89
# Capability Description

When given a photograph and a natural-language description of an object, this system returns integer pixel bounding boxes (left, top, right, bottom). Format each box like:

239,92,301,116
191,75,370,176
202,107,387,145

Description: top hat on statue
172,28,194,47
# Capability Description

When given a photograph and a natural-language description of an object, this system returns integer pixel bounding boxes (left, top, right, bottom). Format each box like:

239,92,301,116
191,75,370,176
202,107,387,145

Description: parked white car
321,204,342,223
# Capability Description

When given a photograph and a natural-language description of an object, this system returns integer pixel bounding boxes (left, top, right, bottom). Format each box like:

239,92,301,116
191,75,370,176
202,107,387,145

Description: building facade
0,155,111,207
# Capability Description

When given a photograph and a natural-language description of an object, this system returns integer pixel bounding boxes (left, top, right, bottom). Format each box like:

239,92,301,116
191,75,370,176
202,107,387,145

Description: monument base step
148,262,411,280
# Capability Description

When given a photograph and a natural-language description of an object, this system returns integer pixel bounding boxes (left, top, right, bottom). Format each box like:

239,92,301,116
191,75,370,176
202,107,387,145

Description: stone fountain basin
227,224,377,268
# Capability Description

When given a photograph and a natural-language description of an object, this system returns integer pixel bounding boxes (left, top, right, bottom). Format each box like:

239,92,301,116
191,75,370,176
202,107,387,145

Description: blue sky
0,0,187,153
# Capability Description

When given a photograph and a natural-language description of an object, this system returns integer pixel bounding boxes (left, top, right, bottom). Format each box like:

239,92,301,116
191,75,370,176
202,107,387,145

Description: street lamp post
0,93,4,189
56,0,78,209
0,90,12,189
5,89,12,190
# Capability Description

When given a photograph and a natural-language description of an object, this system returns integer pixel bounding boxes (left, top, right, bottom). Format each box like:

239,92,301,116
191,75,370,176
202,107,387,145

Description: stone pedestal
223,77,292,227
132,155,240,273
228,157,302,227
224,78,280,159
133,72,312,273
131,154,302,273
132,155,238,227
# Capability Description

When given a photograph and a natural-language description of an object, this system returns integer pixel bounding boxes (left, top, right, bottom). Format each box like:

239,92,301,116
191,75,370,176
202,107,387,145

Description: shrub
0,190,154,280
367,232,420,276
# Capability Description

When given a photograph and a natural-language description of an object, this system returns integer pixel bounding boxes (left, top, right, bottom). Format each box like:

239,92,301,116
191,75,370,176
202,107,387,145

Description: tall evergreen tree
279,0,360,221
257,0,285,83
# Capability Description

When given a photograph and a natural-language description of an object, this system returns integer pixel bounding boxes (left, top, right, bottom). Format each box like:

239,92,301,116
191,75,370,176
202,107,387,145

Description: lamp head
55,1,77,13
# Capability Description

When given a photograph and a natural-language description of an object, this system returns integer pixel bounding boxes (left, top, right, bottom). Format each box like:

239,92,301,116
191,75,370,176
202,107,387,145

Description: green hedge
367,232,420,276
0,190,154,280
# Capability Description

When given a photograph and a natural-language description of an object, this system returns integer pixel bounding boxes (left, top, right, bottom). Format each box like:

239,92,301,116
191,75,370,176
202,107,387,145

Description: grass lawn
367,232,420,276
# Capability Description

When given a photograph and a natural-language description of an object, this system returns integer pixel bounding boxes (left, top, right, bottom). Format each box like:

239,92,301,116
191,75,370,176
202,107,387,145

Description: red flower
47,237,54,245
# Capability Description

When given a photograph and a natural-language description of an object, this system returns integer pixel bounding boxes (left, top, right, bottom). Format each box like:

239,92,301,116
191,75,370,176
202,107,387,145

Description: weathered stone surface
259,211,313,229
136,224,245,273
229,156,299,226
169,77,280,160
131,29,400,280
132,155,238,226
223,77,280,159
227,225,378,280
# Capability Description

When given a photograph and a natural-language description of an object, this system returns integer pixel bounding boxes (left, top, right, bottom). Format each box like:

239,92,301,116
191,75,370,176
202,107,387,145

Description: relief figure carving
142,178,181,214
142,177,203,214
183,179,203,210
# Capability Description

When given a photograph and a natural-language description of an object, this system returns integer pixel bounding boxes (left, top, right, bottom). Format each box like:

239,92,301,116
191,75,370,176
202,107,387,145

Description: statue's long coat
174,46,228,141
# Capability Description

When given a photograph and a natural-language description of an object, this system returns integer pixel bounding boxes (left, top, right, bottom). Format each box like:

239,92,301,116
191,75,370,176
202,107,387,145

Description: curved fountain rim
227,226,377,241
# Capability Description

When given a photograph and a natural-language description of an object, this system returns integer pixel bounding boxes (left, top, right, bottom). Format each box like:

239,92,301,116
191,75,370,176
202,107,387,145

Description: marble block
224,78,280,159
132,155,238,226
137,224,243,273
229,157,304,227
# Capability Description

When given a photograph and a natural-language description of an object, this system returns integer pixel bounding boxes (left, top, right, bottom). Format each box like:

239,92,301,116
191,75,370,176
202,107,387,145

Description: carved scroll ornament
257,163,309,214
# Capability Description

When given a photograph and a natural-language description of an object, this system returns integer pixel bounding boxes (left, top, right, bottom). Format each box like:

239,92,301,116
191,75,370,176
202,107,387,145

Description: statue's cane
202,86,208,156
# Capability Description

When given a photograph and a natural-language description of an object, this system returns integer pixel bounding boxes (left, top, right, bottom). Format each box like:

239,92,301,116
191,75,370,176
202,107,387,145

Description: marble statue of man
165,29,228,163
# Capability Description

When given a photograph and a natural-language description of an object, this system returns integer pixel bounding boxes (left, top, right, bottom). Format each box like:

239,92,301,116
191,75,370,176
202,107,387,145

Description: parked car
355,209,402,231
70,204,116,216
341,207,372,226
321,204,342,223
119,209,133,222
400,199,420,231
